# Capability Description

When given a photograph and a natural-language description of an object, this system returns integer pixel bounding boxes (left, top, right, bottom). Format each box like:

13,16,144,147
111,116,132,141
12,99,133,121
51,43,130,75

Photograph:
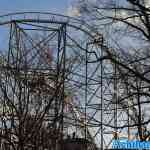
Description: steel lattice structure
0,12,149,150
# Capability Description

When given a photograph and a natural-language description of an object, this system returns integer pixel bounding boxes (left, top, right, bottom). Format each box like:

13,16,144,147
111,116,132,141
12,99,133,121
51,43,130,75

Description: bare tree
73,0,150,142
0,22,66,149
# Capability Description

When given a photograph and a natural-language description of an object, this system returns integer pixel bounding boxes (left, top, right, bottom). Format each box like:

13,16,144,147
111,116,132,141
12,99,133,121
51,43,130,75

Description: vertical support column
127,77,131,140
55,28,61,150
55,23,67,150
8,23,13,65
61,23,66,145
85,43,88,149
114,57,118,140
100,46,103,150
61,24,66,142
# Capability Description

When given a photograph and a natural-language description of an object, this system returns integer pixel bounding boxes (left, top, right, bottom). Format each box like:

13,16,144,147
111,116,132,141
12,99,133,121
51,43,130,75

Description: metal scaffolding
0,12,149,150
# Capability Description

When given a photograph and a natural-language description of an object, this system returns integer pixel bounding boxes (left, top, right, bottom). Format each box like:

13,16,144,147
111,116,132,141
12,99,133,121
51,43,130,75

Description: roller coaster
0,12,149,150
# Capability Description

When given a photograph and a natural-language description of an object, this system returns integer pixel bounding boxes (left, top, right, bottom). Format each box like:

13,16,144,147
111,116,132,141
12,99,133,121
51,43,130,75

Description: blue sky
0,0,70,14
0,0,74,52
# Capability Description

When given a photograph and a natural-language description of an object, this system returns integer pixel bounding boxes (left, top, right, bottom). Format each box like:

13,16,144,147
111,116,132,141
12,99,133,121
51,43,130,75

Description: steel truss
0,12,149,150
